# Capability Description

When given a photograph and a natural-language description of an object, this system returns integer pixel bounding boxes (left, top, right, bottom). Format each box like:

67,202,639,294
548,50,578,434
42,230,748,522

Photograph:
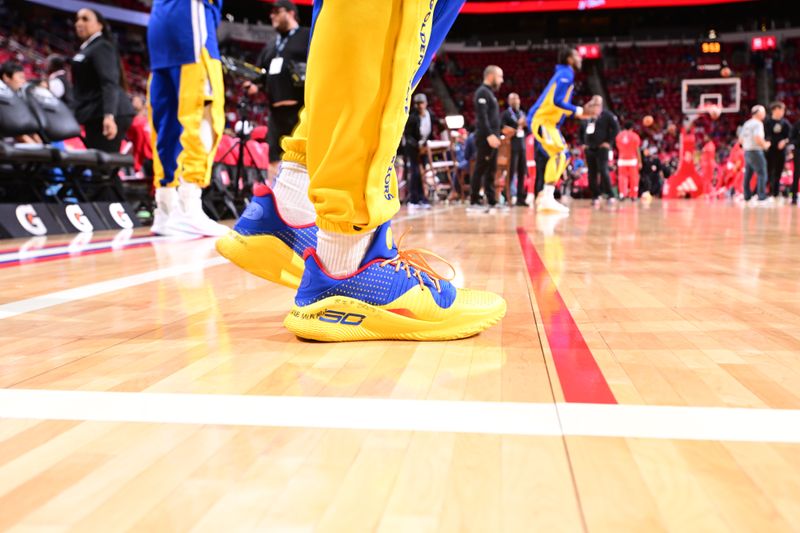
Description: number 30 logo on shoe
319,310,366,326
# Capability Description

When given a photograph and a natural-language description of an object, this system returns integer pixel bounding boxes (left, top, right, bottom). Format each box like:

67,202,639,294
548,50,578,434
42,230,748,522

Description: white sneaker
537,195,570,214
167,183,229,237
407,203,422,210
151,187,186,236
466,204,486,213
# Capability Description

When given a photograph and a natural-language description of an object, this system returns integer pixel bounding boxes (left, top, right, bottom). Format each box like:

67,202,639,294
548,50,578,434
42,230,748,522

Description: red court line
517,227,617,405
0,241,155,269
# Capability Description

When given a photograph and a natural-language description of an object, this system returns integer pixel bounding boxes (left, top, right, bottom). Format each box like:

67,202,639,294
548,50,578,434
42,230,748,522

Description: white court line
0,257,228,320
1,389,800,443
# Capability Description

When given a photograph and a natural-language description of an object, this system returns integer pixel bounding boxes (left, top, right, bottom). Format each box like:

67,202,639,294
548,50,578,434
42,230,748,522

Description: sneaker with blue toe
215,183,317,289
283,222,507,342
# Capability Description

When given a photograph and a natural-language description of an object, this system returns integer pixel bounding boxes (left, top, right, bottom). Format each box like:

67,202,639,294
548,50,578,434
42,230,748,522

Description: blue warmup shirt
527,64,578,129
148,0,222,69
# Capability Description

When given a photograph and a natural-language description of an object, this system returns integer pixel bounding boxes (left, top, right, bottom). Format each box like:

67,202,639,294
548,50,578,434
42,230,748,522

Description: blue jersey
527,64,579,128
148,0,222,69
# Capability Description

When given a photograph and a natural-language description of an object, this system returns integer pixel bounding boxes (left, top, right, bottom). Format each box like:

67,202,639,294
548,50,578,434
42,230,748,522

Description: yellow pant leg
280,107,308,165
306,0,437,234
176,49,225,187
533,121,567,185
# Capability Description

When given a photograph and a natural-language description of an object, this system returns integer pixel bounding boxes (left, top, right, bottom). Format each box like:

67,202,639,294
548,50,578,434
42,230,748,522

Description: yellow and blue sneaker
215,183,316,289
284,223,507,341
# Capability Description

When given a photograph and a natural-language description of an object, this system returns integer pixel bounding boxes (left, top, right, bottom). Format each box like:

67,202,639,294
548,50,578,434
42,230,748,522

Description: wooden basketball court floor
1,200,800,532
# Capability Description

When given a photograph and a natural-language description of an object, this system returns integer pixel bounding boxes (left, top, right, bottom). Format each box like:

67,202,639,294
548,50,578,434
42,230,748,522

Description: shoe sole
215,231,305,289
284,296,507,342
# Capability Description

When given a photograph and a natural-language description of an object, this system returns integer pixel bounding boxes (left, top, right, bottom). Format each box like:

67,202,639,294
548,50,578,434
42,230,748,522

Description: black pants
534,148,547,196
792,149,800,203
509,141,528,204
405,145,425,204
267,104,303,163
766,149,786,197
83,114,133,153
586,146,612,199
470,140,497,206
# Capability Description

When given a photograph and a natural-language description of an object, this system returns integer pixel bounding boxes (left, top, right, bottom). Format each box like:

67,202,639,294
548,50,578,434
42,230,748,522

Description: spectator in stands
763,101,790,198
1,61,41,144
252,0,310,178
580,95,619,205
739,105,771,204
468,65,503,212
127,95,153,181
790,116,800,205
502,92,531,206
46,54,73,108
0,61,25,94
403,93,437,209
71,8,134,152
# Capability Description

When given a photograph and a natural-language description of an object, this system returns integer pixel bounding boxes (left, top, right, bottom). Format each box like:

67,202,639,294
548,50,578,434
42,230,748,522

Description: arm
552,76,583,117
755,123,771,150
609,115,620,149
93,42,121,119
474,88,496,136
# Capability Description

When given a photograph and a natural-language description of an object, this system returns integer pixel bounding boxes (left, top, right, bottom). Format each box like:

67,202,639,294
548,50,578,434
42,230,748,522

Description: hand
600,142,611,149
778,139,788,150
487,134,501,149
243,81,259,97
102,115,117,140
764,141,772,150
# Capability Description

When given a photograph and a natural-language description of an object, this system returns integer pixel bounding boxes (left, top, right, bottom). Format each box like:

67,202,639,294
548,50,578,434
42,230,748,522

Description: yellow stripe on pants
292,0,437,234
532,120,568,185
176,49,225,187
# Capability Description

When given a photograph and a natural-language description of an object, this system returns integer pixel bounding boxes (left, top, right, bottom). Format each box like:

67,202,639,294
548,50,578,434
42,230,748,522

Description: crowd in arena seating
3,4,799,213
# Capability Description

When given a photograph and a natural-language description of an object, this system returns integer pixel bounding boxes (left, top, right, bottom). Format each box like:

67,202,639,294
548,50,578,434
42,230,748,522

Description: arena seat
0,141,57,164
23,84,82,142
0,81,40,138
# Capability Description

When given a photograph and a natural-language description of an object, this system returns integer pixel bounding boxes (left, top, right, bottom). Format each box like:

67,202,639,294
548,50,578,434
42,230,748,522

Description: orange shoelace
379,229,456,292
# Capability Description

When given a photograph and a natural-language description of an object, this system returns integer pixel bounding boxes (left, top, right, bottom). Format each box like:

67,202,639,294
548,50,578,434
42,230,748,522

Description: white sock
315,228,376,277
272,162,315,226
543,184,555,199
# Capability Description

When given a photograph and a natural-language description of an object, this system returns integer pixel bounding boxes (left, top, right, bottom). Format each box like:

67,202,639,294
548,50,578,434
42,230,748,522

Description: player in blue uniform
147,0,227,236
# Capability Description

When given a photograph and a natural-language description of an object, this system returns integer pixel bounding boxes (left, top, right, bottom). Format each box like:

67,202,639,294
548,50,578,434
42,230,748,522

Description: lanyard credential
275,28,298,57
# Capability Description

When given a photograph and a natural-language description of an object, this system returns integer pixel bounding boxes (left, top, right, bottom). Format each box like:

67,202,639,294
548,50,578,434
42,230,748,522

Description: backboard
681,77,741,116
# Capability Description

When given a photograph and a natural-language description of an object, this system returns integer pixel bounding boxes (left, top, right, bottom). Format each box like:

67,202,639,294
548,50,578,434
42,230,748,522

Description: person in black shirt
71,8,134,152
469,65,504,211
579,96,619,204
502,92,531,206
640,146,667,198
790,117,800,205
402,93,437,208
254,0,310,176
763,101,791,198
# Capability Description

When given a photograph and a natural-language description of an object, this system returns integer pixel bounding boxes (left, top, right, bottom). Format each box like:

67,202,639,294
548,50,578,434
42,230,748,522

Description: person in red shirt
127,95,153,179
615,121,642,200
700,139,716,196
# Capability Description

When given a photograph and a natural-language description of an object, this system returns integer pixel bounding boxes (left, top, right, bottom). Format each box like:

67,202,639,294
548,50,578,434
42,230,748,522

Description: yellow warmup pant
281,0,438,234
149,48,225,188
532,121,568,185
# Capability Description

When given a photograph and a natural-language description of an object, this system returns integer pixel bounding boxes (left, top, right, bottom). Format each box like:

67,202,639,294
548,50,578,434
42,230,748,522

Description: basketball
706,104,722,120
642,115,655,127
720,66,732,77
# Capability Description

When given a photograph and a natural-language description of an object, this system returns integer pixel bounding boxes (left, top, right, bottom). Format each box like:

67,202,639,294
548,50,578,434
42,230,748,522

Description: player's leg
631,167,640,199
148,68,184,236
166,49,228,236
743,153,754,201
618,166,630,199
533,122,569,213
284,0,505,341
